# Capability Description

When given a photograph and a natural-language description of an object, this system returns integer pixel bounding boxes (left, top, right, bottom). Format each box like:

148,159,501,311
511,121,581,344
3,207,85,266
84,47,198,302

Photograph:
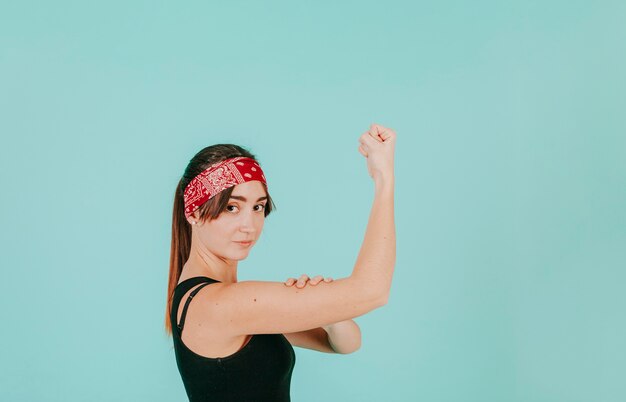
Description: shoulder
177,283,253,358
175,280,224,326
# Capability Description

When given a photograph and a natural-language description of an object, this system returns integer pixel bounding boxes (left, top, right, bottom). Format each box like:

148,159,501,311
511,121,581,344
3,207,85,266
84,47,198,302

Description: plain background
1,1,625,401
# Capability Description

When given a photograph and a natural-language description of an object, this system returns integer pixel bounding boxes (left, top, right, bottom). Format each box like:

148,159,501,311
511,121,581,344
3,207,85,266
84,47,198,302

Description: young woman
165,124,397,401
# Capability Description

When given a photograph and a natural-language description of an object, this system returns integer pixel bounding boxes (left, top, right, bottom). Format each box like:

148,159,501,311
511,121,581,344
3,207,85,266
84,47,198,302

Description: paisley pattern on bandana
183,157,267,218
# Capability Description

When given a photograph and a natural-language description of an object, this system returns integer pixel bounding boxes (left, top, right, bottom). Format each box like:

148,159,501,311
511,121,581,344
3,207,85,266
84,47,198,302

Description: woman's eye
226,204,265,213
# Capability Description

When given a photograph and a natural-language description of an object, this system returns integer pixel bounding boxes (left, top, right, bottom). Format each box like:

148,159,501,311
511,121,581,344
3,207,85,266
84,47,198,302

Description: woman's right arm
198,124,396,336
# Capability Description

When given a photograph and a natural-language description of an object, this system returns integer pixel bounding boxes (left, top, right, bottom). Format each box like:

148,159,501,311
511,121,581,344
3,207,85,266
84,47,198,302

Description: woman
165,124,396,401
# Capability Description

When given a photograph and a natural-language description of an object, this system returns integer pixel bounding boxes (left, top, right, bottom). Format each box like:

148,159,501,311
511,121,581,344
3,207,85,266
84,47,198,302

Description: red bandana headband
183,156,267,219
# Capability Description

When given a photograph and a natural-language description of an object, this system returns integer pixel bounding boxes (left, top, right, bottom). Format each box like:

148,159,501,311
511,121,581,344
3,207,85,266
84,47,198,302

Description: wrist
374,174,394,191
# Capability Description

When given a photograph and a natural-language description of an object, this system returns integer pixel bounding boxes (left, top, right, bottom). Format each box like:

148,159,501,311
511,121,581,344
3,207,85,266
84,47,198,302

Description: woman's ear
187,211,201,226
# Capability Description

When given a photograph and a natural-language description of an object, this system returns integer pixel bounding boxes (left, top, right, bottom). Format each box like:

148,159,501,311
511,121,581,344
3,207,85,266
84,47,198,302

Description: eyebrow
229,195,268,202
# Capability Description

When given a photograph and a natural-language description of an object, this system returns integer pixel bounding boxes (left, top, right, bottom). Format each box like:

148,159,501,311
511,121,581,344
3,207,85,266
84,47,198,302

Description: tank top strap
173,276,219,335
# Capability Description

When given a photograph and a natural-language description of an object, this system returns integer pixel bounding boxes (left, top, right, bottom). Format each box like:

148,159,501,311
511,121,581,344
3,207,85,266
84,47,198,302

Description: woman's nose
240,224,255,233
239,213,256,233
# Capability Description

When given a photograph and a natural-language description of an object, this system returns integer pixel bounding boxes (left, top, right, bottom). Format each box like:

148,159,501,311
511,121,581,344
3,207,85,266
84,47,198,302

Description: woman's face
193,180,268,261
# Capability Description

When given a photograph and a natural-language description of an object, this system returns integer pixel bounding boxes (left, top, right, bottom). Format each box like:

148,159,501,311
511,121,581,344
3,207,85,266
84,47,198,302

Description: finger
372,124,396,142
296,274,310,288
369,124,384,142
310,275,324,285
358,144,368,157
323,277,333,282
360,131,379,147
359,130,370,146
358,138,369,151
284,278,296,286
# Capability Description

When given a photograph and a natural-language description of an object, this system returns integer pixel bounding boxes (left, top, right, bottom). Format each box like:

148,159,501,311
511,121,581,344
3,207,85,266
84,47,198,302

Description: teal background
1,1,625,401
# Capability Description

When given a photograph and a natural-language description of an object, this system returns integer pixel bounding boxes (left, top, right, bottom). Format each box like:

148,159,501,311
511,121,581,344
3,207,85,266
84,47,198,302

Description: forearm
323,319,362,354
352,176,396,302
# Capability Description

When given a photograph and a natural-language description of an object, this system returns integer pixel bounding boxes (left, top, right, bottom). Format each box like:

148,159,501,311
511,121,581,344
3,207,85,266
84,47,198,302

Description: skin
283,274,362,354
177,123,395,358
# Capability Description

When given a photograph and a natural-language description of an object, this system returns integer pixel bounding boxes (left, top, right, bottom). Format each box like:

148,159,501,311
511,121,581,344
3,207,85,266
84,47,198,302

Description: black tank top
170,276,296,402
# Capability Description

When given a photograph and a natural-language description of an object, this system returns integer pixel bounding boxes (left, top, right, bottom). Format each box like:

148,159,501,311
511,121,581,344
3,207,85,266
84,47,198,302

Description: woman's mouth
234,241,253,247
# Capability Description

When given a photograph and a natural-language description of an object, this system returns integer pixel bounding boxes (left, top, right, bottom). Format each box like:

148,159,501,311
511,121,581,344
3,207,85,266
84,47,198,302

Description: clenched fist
358,123,396,181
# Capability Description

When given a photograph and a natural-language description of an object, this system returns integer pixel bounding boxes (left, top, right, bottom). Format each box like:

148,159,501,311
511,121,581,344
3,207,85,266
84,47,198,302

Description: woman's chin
230,248,252,260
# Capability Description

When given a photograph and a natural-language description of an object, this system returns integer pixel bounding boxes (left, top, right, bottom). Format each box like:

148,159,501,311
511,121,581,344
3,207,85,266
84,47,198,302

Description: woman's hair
165,144,276,335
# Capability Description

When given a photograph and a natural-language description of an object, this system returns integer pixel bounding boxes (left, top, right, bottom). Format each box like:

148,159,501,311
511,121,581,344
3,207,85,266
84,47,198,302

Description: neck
183,244,238,283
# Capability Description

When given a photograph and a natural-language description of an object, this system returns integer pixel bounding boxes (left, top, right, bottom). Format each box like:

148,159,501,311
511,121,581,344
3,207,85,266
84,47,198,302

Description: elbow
374,292,389,308
339,342,361,354
350,336,362,354
360,283,390,309
347,326,362,354
328,319,362,354
336,331,362,355
362,290,388,311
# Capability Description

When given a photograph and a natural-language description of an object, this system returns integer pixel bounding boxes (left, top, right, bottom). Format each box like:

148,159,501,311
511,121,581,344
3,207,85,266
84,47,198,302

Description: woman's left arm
283,319,361,354
283,274,361,354
323,319,362,354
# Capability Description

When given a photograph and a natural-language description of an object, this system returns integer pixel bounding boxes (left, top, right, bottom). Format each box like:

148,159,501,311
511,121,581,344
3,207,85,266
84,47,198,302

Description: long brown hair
165,144,276,335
